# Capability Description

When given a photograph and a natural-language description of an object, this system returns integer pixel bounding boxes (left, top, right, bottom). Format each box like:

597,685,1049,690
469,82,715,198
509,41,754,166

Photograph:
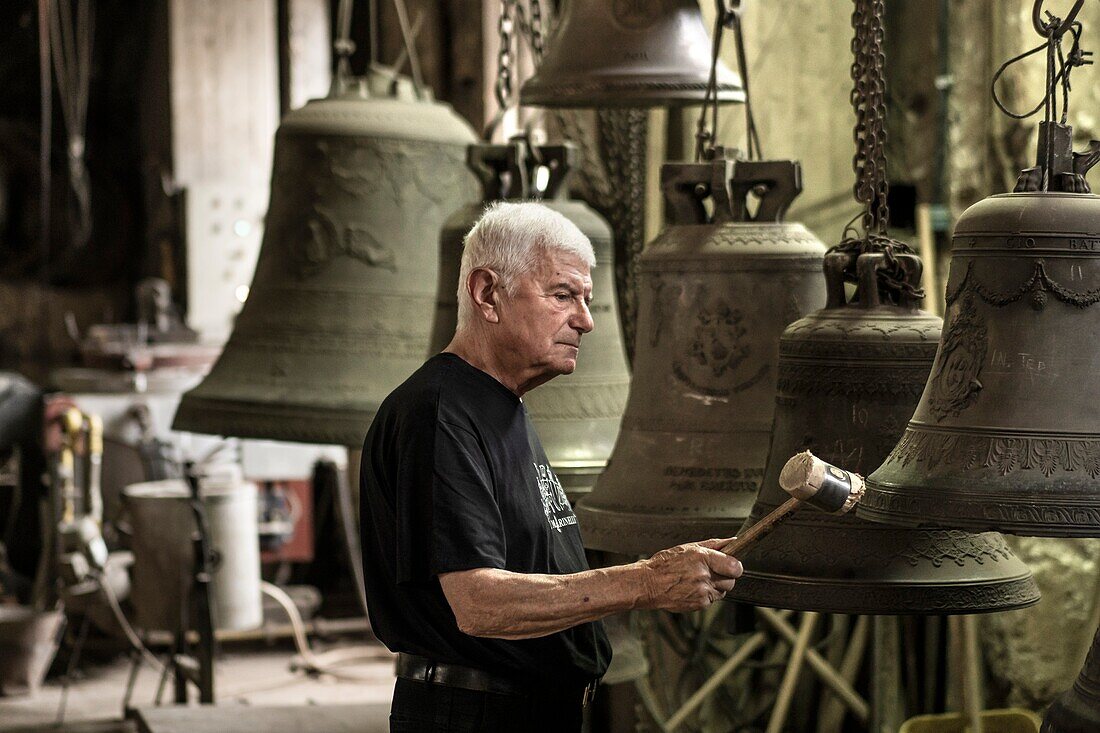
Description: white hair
456,201,596,329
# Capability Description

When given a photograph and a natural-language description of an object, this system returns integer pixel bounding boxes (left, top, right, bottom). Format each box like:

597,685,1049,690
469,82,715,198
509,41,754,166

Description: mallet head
778,450,865,515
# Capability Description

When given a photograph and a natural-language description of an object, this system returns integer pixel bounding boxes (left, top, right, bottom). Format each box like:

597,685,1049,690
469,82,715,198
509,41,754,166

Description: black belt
395,653,599,707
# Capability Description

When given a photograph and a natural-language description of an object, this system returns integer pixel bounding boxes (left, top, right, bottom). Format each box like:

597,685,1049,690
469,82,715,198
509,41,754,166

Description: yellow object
899,709,1041,733
86,413,103,454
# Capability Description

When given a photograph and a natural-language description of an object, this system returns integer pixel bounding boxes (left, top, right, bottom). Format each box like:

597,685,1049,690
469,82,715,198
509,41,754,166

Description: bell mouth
728,571,1041,615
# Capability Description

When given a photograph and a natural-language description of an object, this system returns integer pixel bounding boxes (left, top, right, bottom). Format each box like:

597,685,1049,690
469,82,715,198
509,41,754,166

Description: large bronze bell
862,124,1100,536
520,0,744,108
173,71,476,445
575,153,827,555
729,250,1039,614
1043,621,1100,732
430,139,630,498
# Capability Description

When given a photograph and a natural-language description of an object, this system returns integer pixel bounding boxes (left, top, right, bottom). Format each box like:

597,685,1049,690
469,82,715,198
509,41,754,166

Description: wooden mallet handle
719,451,865,557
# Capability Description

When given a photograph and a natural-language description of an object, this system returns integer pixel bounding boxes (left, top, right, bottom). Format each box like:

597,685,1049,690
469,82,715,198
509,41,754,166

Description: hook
1032,0,1085,39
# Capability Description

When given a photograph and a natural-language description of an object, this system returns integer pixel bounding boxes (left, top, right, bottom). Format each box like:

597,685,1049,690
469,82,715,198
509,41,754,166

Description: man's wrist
622,560,655,611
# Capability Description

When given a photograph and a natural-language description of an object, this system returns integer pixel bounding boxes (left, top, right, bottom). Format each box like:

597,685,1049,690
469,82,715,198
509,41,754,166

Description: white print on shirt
533,462,577,533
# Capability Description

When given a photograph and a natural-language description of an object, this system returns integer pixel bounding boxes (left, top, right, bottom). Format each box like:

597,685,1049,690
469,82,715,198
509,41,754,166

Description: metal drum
124,476,262,632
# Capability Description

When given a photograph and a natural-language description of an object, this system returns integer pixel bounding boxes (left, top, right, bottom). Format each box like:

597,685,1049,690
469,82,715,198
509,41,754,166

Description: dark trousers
389,677,584,732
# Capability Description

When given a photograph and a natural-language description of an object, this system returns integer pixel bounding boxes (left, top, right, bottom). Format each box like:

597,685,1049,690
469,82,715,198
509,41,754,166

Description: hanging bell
1043,621,1100,732
729,250,1039,614
575,152,827,555
173,71,477,445
430,138,631,499
520,0,744,108
862,123,1100,536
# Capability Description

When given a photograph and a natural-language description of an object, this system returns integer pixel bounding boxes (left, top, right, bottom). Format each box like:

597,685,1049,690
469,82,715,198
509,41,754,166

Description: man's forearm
439,563,650,640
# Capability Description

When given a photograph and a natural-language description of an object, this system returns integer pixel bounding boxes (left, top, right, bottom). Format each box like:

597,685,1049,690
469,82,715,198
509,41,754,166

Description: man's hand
639,538,743,613
437,538,743,640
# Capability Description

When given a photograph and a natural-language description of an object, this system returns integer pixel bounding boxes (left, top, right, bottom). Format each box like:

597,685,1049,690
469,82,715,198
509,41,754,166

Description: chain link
485,0,546,140
494,0,517,116
528,0,545,65
849,0,890,237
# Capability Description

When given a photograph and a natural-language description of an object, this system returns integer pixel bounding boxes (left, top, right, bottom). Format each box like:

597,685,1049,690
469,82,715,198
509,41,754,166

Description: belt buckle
582,680,598,707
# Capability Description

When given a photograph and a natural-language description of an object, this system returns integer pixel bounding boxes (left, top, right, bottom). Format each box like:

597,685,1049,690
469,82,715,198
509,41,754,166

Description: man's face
495,250,594,385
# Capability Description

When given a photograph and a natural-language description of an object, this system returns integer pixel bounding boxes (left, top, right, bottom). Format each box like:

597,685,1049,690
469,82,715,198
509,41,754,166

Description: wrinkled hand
639,538,744,613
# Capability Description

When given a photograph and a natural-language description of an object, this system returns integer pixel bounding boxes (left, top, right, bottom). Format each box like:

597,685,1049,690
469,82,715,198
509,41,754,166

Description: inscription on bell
663,465,763,493
1070,239,1100,250
988,350,1052,382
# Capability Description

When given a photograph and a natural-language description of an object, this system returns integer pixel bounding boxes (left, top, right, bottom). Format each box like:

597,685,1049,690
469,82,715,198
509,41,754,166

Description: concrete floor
0,642,396,733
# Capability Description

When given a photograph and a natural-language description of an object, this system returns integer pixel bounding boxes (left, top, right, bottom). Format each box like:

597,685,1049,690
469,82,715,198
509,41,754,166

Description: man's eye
555,293,571,301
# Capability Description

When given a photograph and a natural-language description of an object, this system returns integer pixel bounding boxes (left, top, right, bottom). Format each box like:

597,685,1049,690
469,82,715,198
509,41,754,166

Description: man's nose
572,301,595,334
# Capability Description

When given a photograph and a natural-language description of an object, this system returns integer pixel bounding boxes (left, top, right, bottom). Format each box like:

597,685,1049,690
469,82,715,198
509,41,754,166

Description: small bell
521,0,744,108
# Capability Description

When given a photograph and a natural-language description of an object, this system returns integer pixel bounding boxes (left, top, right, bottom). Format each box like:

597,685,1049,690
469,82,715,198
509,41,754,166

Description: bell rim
172,395,373,447
520,80,746,108
726,573,1041,615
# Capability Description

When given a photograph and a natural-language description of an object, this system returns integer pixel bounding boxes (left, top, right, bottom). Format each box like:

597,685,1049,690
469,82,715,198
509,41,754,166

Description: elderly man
360,202,743,732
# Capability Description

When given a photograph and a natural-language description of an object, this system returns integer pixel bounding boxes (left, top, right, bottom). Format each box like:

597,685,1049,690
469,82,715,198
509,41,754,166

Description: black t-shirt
359,352,611,685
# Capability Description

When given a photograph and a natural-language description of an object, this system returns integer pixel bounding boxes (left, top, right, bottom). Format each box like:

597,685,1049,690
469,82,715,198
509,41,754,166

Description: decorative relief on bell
674,297,765,397
926,292,987,421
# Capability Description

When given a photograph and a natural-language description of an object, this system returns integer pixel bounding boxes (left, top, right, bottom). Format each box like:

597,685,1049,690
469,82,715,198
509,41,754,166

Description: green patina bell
173,70,477,445
430,138,631,500
575,152,827,555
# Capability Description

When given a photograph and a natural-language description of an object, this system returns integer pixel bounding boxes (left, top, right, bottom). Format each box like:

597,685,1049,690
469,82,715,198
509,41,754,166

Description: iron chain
529,0,545,65
849,0,890,238
830,0,924,303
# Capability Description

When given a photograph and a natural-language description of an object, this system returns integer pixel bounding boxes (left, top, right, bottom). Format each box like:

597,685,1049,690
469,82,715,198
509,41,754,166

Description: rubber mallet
720,450,865,556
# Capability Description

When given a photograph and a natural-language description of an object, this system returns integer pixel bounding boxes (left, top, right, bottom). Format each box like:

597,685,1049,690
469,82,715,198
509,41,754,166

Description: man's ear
467,268,501,324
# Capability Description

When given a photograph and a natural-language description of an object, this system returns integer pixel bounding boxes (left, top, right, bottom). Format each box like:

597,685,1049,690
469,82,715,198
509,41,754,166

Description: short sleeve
394,417,506,584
